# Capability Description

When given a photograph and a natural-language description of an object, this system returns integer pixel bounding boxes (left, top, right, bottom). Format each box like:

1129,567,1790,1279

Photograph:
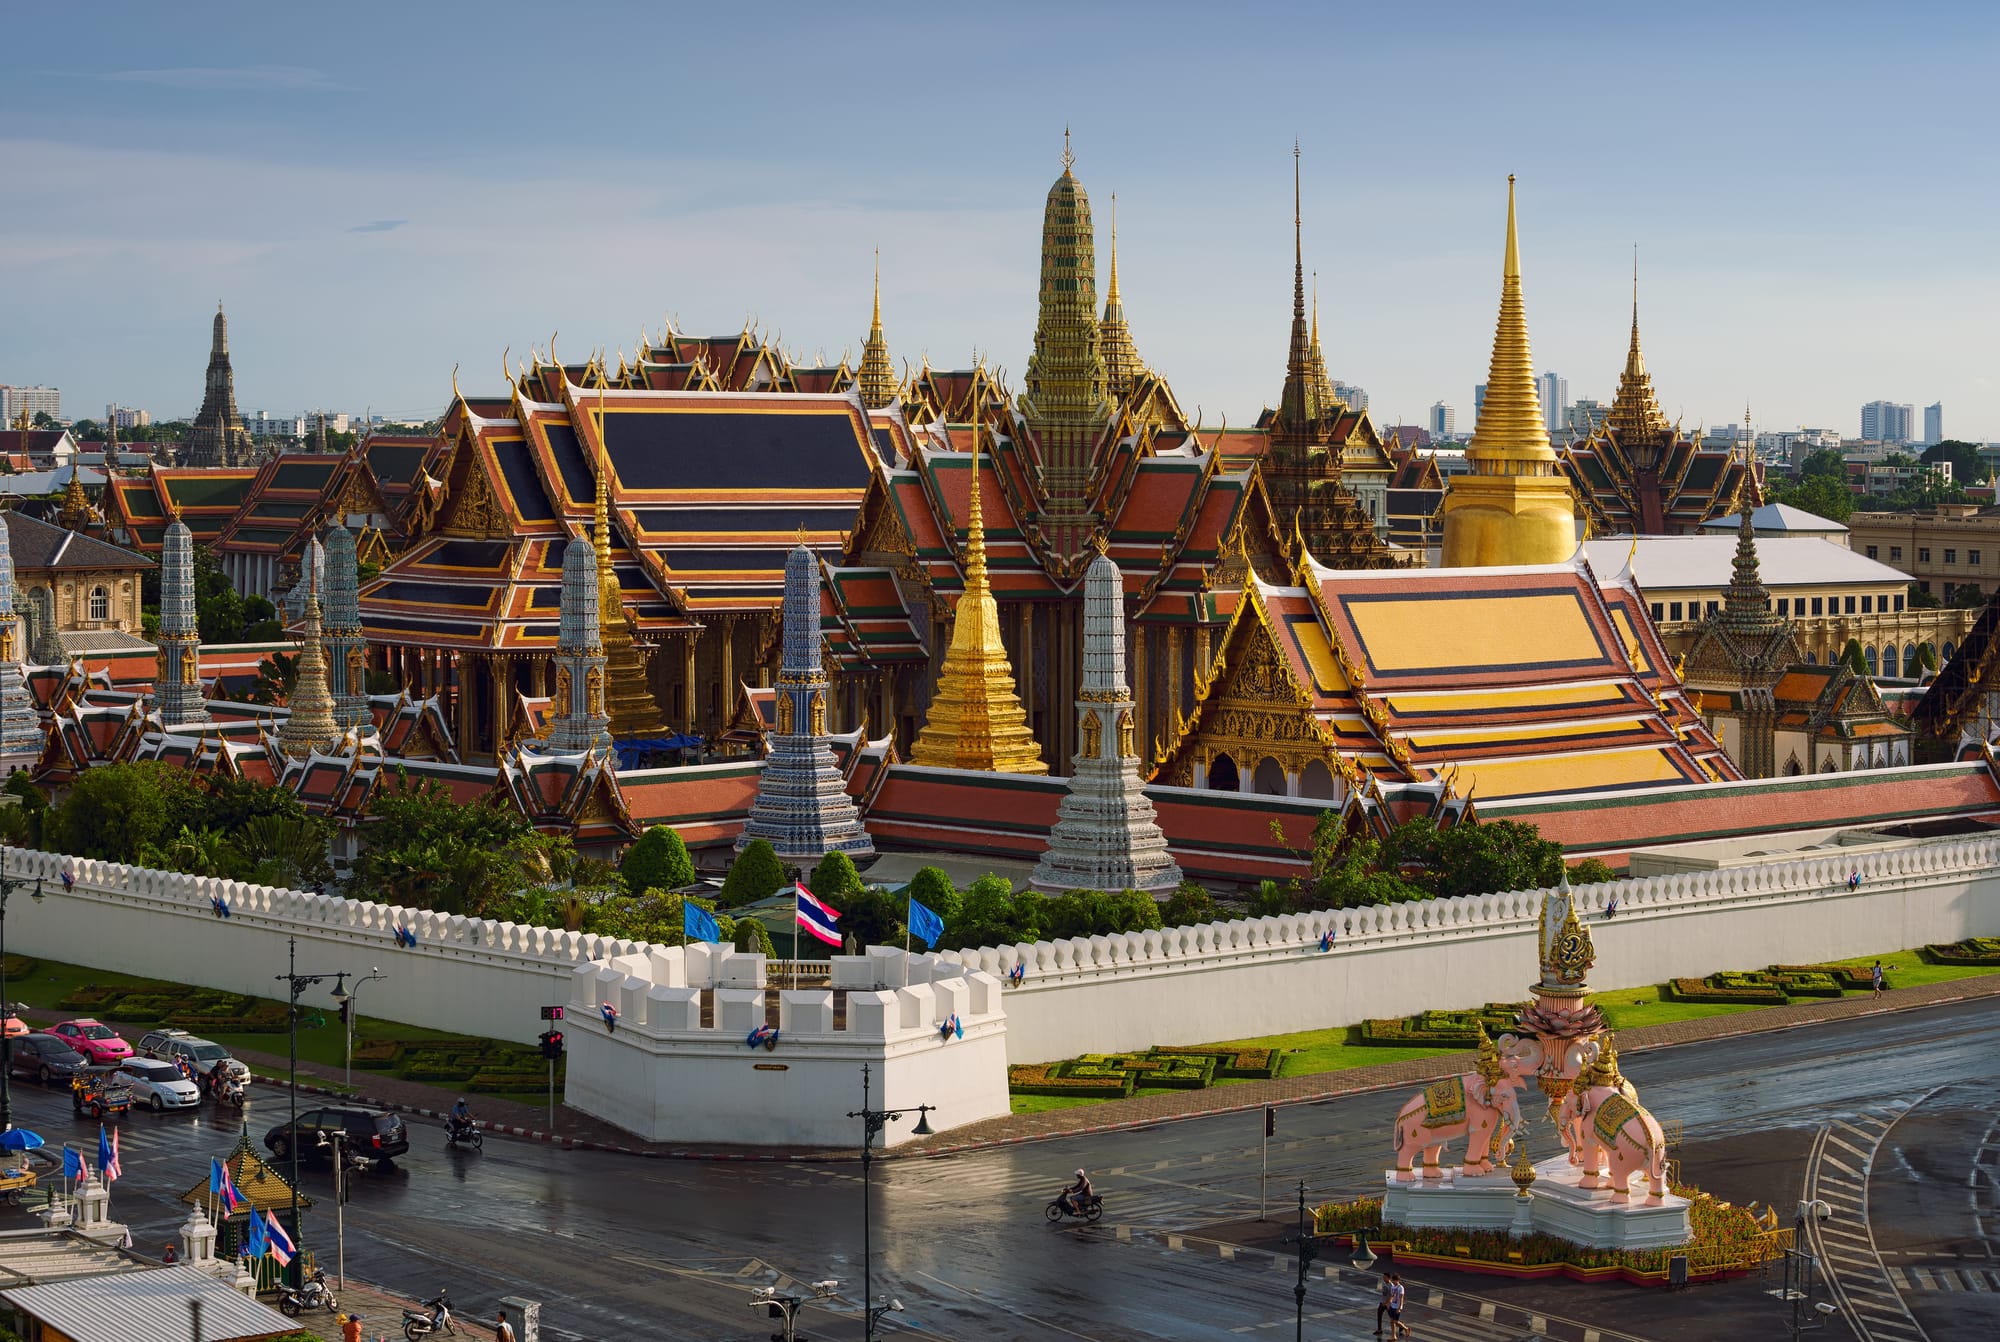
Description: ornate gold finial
795,522,809,545
1062,126,1074,174
1474,1026,1505,1084
1091,530,1110,557
1106,194,1120,302
451,362,461,403
872,248,882,327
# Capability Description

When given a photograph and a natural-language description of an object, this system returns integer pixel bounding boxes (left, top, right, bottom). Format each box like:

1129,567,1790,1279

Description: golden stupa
1440,175,1579,567
588,413,671,739
277,589,340,760
909,431,1047,773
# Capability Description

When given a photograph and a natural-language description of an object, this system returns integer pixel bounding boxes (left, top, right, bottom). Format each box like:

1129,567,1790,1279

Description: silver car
115,1058,202,1112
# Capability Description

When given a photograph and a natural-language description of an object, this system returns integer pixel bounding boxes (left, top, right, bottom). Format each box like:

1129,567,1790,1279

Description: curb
262,976,2000,1165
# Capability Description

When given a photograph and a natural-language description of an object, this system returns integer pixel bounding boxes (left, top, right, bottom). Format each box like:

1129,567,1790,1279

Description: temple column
489,656,509,756
1194,624,1212,688
453,655,473,753
682,633,698,731
1285,767,1301,798
881,670,896,745
1132,624,1149,768
1237,760,1253,794
718,615,735,732
1016,602,1034,735
1166,627,1184,729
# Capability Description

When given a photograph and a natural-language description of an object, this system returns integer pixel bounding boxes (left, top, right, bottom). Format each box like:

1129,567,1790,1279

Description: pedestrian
1604,894,1618,919
1386,1273,1410,1340
495,1308,517,1342
1872,960,1885,999
339,1312,362,1342
161,1244,178,1264
1375,1274,1392,1335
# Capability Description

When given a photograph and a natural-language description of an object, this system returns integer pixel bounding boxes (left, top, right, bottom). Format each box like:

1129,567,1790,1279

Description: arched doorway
1207,753,1239,792
1299,759,1338,799
1864,646,1879,676
1254,757,1287,795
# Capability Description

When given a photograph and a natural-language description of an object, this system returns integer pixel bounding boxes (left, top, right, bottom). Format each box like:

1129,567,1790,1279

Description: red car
50,1020,131,1065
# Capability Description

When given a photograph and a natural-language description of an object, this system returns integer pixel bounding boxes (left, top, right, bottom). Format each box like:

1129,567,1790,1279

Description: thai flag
98,1126,119,1183
60,867,73,891
264,1212,295,1267
211,1156,241,1214
794,884,843,949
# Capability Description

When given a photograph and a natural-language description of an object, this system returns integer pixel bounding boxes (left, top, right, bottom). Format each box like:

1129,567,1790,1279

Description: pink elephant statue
1391,1031,1535,1180
1556,1036,1668,1202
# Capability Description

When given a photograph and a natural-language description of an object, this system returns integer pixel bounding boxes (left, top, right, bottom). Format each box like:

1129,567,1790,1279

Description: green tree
808,849,868,902
944,873,1027,950
719,838,786,905
248,651,300,705
732,916,776,956
1567,858,1617,884
838,886,902,948
228,812,336,888
50,762,205,862
1840,638,1868,675
1923,439,1989,487
348,773,539,915
904,866,961,925
1432,819,1566,899
621,826,695,894
138,825,234,878
1769,472,1854,524
1907,582,1942,609
1162,879,1217,927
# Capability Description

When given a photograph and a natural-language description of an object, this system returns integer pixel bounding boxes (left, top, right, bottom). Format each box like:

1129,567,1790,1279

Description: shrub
1921,937,2000,966
1667,975,1787,1004
732,917,775,957
808,850,868,902
1567,859,1617,884
1359,1004,1527,1047
720,838,786,905
906,866,960,925
620,825,694,894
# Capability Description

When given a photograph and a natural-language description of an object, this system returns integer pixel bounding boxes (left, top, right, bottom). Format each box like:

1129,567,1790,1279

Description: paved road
6,998,1997,1340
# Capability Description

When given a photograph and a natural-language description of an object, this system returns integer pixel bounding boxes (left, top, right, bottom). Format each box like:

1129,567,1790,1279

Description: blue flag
244,1208,268,1259
682,901,720,944
907,897,944,950
62,1147,84,1181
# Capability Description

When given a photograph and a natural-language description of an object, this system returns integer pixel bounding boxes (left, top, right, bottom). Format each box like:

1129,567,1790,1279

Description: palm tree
229,813,333,889
248,652,300,705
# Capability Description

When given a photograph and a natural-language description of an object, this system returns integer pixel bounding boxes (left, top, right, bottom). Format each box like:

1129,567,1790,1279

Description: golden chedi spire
910,431,1047,773
1275,141,1321,435
1307,272,1338,410
277,587,340,759
58,469,96,534
1603,249,1669,445
858,250,897,409
1440,176,1579,568
588,394,670,738
1098,194,1145,401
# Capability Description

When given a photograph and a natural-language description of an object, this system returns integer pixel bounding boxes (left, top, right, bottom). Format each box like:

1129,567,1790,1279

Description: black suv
7,1034,89,1085
264,1106,409,1167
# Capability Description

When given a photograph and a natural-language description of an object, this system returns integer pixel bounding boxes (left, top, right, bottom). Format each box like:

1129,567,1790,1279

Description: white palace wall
945,835,2000,1064
7,834,2000,1142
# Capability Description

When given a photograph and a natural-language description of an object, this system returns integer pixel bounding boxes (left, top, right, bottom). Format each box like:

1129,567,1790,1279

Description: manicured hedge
1769,963,1875,991
1360,1004,1526,1047
1921,937,2000,966
1668,973,1787,1004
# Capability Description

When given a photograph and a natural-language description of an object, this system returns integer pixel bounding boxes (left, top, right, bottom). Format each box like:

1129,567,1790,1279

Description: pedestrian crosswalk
1891,1264,2000,1292
1804,1097,1932,1342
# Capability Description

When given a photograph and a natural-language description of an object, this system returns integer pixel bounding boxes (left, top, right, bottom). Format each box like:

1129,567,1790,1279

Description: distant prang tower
184,304,258,468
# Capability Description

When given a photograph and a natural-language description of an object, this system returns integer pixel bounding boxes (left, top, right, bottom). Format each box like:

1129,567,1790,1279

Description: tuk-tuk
71,1068,133,1120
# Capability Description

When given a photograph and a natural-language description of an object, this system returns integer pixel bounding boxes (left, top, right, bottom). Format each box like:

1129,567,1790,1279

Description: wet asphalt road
7,997,1997,1341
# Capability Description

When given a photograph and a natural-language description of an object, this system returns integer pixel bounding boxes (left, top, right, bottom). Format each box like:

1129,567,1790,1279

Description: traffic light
539,1029,565,1060
337,1000,351,1026
1265,1106,1276,1138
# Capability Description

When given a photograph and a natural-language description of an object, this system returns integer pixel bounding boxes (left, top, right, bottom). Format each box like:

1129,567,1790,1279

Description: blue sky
4,2,1996,439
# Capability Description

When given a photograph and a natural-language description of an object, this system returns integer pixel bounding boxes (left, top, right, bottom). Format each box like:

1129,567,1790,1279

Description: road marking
1805,1096,1939,1342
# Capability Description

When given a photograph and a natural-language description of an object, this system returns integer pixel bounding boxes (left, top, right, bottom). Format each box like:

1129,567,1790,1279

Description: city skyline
3,3,1997,436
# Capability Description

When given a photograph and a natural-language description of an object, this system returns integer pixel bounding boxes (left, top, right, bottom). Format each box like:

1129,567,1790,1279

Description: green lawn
1586,985,1767,1031
1202,1027,1457,1078
1826,948,1999,990
1010,1094,1102,1115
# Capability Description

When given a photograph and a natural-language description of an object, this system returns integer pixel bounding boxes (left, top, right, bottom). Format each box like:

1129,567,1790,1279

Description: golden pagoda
277,589,339,759
857,251,897,410
588,427,671,739
57,470,96,534
910,430,1047,773
1440,176,1579,567
1098,194,1145,402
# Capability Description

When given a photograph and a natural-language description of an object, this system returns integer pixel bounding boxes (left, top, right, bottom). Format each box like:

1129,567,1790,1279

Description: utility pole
845,1063,931,1341
276,938,345,1291
1287,1181,1320,1342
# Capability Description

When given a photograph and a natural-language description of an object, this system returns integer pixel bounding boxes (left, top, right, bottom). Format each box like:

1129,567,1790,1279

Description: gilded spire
1466,176,1554,468
1306,271,1337,409
587,388,671,738
1099,193,1145,401
277,587,340,760
1277,140,1319,432
1022,130,1111,439
58,470,94,534
858,250,896,409
909,431,1047,773
1603,246,1668,445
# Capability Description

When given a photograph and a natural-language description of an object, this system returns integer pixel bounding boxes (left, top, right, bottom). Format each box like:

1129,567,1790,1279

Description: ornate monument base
1382,1156,1691,1251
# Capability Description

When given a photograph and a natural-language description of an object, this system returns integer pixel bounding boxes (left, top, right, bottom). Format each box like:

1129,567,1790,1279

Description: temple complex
183,305,259,469
736,540,876,864
541,531,613,758
1030,542,1180,893
320,524,369,731
1440,179,1579,568
0,515,40,766
275,586,339,760
1560,278,1760,535
151,508,209,728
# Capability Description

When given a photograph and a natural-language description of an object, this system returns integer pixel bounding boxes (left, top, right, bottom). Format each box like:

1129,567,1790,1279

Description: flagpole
903,897,911,989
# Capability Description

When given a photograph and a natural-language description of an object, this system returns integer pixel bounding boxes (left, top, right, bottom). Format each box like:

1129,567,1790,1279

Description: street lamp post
1285,1181,1321,1342
314,1130,351,1289
748,1281,843,1342
845,1063,931,1342
275,937,345,1289
327,967,385,1087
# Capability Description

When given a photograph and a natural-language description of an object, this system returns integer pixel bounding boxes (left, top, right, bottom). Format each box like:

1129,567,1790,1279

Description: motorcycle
278,1266,339,1317
402,1290,456,1340
208,1072,247,1110
1045,1190,1104,1223
444,1117,482,1152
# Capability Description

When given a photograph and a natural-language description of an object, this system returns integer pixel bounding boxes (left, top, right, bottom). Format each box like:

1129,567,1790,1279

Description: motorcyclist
449,1098,473,1138
1060,1167,1093,1215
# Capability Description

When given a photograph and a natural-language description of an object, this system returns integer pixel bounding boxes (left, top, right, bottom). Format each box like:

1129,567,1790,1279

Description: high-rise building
1925,402,1944,447
103,405,151,430
1428,402,1456,439
1535,371,1568,437
1860,400,1916,445
1473,383,1487,422
1566,398,1608,440
0,386,61,425
1331,380,1368,413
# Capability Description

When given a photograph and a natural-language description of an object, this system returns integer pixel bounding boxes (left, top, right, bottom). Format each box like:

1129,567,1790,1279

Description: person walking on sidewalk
1872,960,1885,999
1375,1274,1392,1334
1385,1274,1411,1340
494,1307,517,1342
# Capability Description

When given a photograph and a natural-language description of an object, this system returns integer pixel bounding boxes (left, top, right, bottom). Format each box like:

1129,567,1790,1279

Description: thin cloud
101,65,344,93
347,220,408,234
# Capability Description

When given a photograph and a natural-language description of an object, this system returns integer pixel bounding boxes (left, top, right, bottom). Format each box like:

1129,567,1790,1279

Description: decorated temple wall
559,946,1009,1145
944,834,2000,1063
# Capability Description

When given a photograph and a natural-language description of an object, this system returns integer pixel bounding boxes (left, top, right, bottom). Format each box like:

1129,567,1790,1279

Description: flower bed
1313,1185,1782,1287
1007,1045,1275,1098
1922,936,2000,966
1359,1004,1527,1047
1667,972,1789,1005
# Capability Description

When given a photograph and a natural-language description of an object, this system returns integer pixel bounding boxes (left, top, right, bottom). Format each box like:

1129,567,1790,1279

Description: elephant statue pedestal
1381,1155,1692,1251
